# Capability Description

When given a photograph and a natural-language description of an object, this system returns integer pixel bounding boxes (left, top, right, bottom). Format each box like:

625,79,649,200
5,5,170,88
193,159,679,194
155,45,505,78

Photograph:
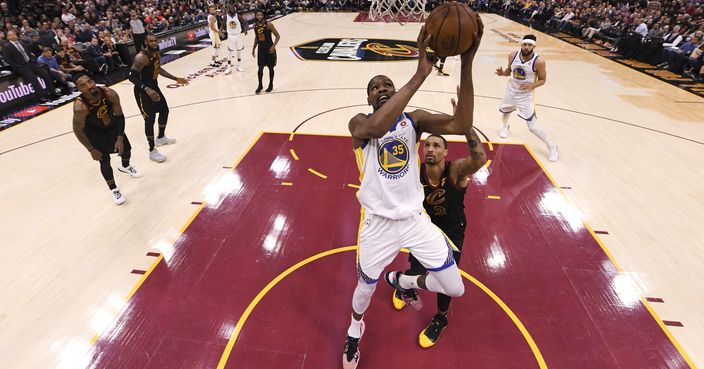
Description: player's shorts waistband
364,210,424,222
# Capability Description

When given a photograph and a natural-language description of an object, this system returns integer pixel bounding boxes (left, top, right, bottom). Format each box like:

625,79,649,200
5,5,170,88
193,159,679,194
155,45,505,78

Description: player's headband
522,38,537,45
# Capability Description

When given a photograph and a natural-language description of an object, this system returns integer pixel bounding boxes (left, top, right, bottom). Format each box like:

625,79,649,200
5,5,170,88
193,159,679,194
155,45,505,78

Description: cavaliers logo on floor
291,38,420,61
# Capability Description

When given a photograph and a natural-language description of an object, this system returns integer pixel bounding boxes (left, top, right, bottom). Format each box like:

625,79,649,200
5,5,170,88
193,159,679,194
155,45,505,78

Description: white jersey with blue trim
208,14,218,34
354,113,423,220
226,14,242,35
508,51,539,94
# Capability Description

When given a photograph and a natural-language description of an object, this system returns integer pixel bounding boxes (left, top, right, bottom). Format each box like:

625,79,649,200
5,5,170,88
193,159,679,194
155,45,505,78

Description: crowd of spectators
483,0,704,81
5,0,698,105
0,0,366,104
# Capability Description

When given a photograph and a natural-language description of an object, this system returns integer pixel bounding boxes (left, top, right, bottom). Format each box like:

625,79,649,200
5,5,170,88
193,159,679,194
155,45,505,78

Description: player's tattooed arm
453,129,487,179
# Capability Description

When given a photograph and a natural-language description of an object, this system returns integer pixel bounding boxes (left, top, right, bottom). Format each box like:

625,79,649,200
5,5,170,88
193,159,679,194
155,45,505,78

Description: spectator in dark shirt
36,46,74,92
38,21,57,48
84,36,108,73
55,45,86,74
74,24,94,43
100,34,125,69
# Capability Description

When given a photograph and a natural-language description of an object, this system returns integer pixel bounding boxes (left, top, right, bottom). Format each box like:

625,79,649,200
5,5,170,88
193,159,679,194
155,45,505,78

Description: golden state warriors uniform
226,14,244,51
353,113,456,284
499,51,539,120
208,14,220,48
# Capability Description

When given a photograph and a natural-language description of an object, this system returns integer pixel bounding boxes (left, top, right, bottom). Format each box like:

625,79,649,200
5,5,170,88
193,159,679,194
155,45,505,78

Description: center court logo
377,139,410,179
291,38,421,61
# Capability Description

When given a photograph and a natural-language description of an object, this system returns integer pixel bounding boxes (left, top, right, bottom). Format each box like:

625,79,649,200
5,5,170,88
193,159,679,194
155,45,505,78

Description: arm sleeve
128,69,148,91
113,113,125,135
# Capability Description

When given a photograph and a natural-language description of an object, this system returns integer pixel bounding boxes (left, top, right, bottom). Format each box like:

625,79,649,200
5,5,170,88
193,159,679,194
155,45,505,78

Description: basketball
424,2,479,57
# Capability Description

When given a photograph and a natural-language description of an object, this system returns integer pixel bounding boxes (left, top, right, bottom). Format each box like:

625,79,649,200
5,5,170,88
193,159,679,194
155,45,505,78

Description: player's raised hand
416,25,434,77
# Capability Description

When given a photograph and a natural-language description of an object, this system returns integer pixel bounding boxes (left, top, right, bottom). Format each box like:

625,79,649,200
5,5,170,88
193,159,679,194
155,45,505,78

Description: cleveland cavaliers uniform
226,13,244,51
405,160,467,276
134,51,168,119
254,21,276,67
420,161,467,249
208,14,220,48
353,113,455,284
78,87,132,155
499,51,540,120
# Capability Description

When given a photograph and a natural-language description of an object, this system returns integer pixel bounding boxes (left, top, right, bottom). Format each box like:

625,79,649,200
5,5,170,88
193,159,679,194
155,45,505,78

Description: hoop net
368,0,428,24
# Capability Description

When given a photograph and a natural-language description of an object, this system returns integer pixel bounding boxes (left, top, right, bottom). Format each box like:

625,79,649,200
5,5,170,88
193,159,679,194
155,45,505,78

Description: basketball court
0,12,702,369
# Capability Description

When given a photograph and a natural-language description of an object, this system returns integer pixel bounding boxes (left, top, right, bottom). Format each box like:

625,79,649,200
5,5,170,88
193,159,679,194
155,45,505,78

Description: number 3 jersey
353,113,423,220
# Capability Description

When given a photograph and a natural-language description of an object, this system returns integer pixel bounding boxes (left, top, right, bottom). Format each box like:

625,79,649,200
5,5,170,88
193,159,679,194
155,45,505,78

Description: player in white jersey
207,6,222,67
224,6,248,74
343,19,483,369
496,34,558,161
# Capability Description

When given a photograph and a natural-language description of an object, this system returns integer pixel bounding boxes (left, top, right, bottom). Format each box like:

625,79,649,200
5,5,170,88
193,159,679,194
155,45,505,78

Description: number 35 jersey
353,112,423,220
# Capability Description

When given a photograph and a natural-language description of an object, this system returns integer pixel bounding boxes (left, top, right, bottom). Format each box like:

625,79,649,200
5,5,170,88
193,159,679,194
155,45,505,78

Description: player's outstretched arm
415,13,483,137
454,11,483,132
455,128,487,177
159,68,188,85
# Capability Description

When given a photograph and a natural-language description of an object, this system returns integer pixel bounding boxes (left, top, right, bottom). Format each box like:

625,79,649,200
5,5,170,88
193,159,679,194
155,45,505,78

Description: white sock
347,315,363,338
228,49,233,62
237,49,242,61
398,273,420,289
502,112,510,129
526,117,555,147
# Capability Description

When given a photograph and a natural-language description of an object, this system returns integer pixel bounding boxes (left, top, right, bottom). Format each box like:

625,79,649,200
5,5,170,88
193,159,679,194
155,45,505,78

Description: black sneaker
265,84,273,93
255,85,263,94
342,321,365,369
419,313,448,348
342,336,361,369
384,271,422,310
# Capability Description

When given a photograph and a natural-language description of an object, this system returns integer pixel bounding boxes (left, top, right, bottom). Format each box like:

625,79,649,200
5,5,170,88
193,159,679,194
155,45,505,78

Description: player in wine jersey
129,34,188,163
252,10,280,94
343,18,483,369
224,6,248,74
72,74,141,205
495,34,558,161
208,6,223,67
392,106,487,347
